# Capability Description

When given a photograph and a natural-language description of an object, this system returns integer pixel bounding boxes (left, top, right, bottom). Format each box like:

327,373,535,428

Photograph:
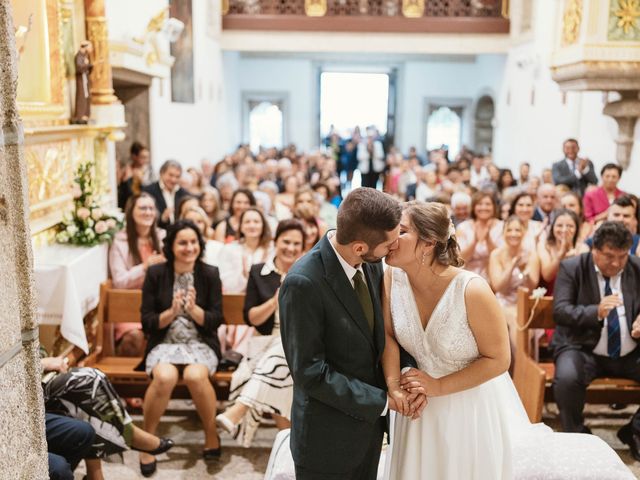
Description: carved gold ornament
402,0,425,18
562,0,582,46
614,0,640,34
305,0,327,16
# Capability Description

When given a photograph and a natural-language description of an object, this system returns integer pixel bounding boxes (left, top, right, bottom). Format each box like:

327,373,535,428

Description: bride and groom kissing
279,187,515,479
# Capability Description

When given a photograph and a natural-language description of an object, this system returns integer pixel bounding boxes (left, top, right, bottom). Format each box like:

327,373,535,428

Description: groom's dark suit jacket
279,234,387,473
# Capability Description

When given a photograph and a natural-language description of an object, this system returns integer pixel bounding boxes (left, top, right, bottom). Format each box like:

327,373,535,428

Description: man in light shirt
552,221,640,459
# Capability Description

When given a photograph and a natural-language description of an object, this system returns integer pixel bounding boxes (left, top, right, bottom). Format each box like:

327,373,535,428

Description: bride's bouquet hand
400,368,442,397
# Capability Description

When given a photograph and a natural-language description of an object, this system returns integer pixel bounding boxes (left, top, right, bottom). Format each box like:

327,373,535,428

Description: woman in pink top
583,163,624,222
109,193,166,356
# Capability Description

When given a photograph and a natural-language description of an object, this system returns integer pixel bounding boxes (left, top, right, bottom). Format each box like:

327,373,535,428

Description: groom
280,188,422,480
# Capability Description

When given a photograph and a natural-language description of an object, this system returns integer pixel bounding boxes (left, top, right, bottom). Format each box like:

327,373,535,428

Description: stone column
0,1,48,478
84,0,117,105
603,91,640,171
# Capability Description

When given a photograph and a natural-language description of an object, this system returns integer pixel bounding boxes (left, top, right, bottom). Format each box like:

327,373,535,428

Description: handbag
218,349,244,372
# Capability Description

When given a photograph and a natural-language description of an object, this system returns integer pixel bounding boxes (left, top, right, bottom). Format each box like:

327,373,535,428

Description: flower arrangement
56,161,123,246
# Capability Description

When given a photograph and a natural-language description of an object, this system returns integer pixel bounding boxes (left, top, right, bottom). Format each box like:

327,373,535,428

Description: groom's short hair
336,188,401,248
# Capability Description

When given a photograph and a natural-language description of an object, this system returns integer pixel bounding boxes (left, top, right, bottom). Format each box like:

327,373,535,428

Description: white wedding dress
383,267,635,480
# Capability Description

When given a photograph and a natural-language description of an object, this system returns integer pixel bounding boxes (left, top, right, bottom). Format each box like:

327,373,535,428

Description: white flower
56,231,70,243
85,228,95,239
106,219,116,230
87,218,94,227
91,208,103,221
447,220,456,239
66,224,78,236
531,287,548,299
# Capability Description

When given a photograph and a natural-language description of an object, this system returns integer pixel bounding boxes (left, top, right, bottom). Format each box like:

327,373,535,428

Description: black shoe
140,459,157,477
580,425,592,435
133,437,174,455
203,436,222,461
610,403,628,410
617,424,640,462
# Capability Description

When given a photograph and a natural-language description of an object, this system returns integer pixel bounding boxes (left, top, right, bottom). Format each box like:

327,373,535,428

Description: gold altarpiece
12,0,123,242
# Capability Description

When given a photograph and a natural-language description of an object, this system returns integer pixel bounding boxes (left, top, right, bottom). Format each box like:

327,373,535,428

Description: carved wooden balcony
222,0,510,33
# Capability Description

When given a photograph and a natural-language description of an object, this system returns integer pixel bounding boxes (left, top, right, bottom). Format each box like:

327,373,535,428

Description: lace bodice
390,267,480,378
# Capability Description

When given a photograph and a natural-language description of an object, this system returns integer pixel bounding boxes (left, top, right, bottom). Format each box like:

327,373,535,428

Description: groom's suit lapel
319,236,376,350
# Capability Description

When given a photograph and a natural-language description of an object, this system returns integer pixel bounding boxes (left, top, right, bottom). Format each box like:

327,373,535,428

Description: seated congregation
43,136,639,478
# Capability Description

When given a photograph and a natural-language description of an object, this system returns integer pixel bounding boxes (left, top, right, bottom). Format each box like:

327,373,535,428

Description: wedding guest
117,141,155,209
312,182,339,229
218,207,274,356
144,160,189,230
551,138,598,195
508,191,544,256
200,187,226,228
552,221,640,456
450,192,471,227
489,216,540,347
275,175,300,220
585,196,640,256
214,188,256,243
176,195,201,222
138,221,223,471
41,356,174,479
108,193,165,356
216,220,306,447
537,208,581,295
218,207,273,294
180,206,223,266
46,412,94,480
215,171,239,212
583,163,625,223
559,191,593,243
532,183,557,223
456,191,502,278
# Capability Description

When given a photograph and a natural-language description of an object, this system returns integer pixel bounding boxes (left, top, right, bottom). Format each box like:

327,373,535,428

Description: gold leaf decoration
614,0,640,34
562,0,582,46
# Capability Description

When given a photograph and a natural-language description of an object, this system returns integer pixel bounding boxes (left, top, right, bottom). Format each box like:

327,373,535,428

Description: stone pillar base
92,103,125,126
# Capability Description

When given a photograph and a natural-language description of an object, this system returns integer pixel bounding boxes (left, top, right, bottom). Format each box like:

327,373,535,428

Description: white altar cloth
33,243,108,353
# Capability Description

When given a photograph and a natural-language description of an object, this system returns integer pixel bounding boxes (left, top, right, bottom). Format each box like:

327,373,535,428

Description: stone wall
0,1,49,478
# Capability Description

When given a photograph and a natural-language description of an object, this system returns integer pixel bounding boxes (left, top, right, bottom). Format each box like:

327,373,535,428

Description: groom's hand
406,392,427,420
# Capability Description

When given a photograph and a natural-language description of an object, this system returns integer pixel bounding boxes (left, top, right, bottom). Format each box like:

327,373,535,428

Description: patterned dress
145,272,219,375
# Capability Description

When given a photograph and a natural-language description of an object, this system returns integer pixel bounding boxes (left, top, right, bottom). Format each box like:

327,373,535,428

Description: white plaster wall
492,0,640,194
223,53,316,152
223,53,506,155
106,0,227,169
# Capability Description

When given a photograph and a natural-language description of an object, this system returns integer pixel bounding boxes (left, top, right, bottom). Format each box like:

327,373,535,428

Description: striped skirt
229,333,293,447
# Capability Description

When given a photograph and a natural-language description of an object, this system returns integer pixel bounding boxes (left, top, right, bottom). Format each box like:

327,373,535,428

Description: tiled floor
75,401,640,479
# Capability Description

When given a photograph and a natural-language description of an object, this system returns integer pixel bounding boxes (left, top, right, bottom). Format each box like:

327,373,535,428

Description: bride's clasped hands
387,378,427,420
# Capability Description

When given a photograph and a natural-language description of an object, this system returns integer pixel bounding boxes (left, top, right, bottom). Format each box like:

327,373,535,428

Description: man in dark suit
552,221,640,459
280,188,425,479
143,159,188,230
551,138,598,195
531,183,557,223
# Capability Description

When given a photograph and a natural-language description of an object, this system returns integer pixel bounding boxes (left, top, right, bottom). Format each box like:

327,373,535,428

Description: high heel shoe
139,459,157,477
215,413,239,437
132,437,175,455
203,435,222,461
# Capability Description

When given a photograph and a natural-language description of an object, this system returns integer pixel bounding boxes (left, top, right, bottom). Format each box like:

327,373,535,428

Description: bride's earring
421,251,426,266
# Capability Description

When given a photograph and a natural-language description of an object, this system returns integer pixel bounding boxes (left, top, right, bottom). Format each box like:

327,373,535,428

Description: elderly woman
138,221,223,474
108,193,165,356
456,191,503,278
216,220,305,446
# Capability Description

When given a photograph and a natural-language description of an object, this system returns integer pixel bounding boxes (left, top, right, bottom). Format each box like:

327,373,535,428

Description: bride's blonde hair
403,201,464,268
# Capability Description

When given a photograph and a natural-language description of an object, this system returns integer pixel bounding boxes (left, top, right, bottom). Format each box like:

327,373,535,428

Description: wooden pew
82,280,246,400
513,287,640,423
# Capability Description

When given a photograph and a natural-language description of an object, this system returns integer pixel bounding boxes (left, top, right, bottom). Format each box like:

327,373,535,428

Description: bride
381,201,634,479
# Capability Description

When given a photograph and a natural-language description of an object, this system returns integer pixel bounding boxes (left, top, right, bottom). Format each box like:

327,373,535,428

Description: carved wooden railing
222,0,510,33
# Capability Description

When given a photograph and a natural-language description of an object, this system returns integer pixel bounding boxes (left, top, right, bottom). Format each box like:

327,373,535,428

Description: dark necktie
353,270,374,332
604,277,621,359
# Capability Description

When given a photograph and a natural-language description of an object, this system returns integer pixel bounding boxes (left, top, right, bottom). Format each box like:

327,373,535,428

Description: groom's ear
351,240,369,257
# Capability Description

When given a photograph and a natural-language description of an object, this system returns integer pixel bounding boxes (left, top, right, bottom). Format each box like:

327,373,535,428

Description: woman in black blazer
215,219,306,447
138,220,223,475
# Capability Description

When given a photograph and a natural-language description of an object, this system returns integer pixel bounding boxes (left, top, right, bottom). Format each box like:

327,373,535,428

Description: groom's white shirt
328,231,389,416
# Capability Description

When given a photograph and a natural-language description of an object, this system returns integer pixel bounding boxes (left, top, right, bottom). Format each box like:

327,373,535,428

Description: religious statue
72,41,93,125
